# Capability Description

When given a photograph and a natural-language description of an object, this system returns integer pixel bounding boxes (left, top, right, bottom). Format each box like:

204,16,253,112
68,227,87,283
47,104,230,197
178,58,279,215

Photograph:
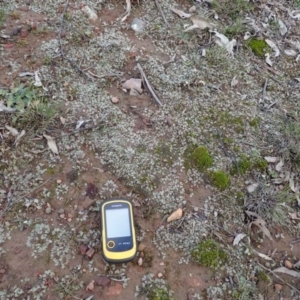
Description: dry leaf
284,49,297,56
60,116,66,125
253,250,273,261
293,260,300,268
264,156,279,163
245,211,273,240
247,183,258,193
0,102,16,113
5,125,19,136
231,76,238,87
167,208,183,222
278,20,287,36
233,233,246,245
43,134,59,155
265,39,280,57
138,257,143,266
213,31,229,46
275,159,284,172
289,212,300,220
273,267,300,278
244,32,252,40
184,17,213,32
14,130,25,145
86,280,95,291
122,78,143,94
265,53,273,67
171,8,192,19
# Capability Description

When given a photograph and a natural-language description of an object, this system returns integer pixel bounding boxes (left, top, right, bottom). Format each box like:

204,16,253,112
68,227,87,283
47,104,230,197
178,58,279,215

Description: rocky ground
1,0,300,299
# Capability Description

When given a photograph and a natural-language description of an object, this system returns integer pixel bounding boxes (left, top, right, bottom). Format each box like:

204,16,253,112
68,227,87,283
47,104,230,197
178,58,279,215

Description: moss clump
149,288,173,300
0,9,6,26
257,270,269,283
230,155,251,175
209,171,230,190
191,239,227,269
252,157,268,171
184,145,213,171
249,117,260,127
247,38,269,57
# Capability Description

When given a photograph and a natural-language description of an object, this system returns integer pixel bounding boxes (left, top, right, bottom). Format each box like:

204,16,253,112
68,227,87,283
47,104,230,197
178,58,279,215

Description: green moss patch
184,145,213,171
209,171,230,190
246,38,270,57
230,155,267,175
149,288,173,300
191,239,227,269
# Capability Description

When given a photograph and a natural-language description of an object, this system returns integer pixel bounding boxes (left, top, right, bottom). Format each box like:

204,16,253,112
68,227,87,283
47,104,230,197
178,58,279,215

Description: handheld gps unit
101,198,137,263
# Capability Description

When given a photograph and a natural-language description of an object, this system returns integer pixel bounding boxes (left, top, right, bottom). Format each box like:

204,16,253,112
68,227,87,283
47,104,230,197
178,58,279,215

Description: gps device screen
105,208,131,238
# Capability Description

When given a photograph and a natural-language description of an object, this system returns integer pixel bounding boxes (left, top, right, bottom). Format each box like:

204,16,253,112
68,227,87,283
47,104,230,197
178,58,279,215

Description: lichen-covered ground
1,0,300,299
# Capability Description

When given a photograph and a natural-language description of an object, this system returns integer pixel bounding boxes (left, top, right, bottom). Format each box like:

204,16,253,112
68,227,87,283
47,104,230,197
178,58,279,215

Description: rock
131,18,146,33
157,272,163,278
159,262,164,266
186,277,206,288
167,208,183,222
82,197,95,210
20,27,29,38
106,283,122,296
58,208,64,214
274,283,282,293
111,97,119,104
80,244,88,255
45,207,52,214
285,260,293,269
86,280,95,291
138,243,146,252
57,179,62,184
86,247,95,258
189,6,196,13
265,262,271,268
95,276,111,287
60,213,65,219
138,257,143,266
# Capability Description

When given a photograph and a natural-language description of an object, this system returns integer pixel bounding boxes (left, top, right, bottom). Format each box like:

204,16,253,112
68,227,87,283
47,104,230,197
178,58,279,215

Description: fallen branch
137,63,163,106
58,0,93,80
155,0,169,26
257,262,300,295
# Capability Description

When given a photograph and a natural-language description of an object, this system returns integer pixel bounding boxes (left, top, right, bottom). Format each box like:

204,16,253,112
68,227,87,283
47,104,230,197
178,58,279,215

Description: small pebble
58,208,64,214
138,257,143,266
57,179,62,184
45,207,52,215
60,213,65,219
157,272,163,278
111,97,119,104
285,260,293,269
138,243,146,252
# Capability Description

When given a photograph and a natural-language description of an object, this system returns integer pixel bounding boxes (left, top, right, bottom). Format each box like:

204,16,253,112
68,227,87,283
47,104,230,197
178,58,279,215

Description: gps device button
107,241,115,248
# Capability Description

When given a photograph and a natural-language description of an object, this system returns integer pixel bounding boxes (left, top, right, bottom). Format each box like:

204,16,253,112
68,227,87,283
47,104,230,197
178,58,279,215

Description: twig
110,277,130,282
154,0,169,26
58,0,93,80
137,63,163,106
262,78,268,103
163,55,176,65
88,70,123,79
257,262,300,295
250,58,280,76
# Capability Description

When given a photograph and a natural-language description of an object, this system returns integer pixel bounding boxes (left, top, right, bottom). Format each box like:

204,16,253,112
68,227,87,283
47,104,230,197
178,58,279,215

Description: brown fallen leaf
43,134,59,155
86,280,95,291
245,210,273,240
5,125,19,136
184,17,213,32
273,267,300,278
167,208,183,222
171,8,192,19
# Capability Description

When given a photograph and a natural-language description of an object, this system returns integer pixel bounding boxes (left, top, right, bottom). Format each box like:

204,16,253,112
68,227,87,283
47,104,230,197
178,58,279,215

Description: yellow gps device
101,198,137,263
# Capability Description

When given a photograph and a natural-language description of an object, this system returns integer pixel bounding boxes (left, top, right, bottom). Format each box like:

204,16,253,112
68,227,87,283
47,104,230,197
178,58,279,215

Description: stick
154,0,169,26
88,70,123,79
262,79,268,102
257,262,300,294
58,1,93,80
137,63,163,106
250,58,280,76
